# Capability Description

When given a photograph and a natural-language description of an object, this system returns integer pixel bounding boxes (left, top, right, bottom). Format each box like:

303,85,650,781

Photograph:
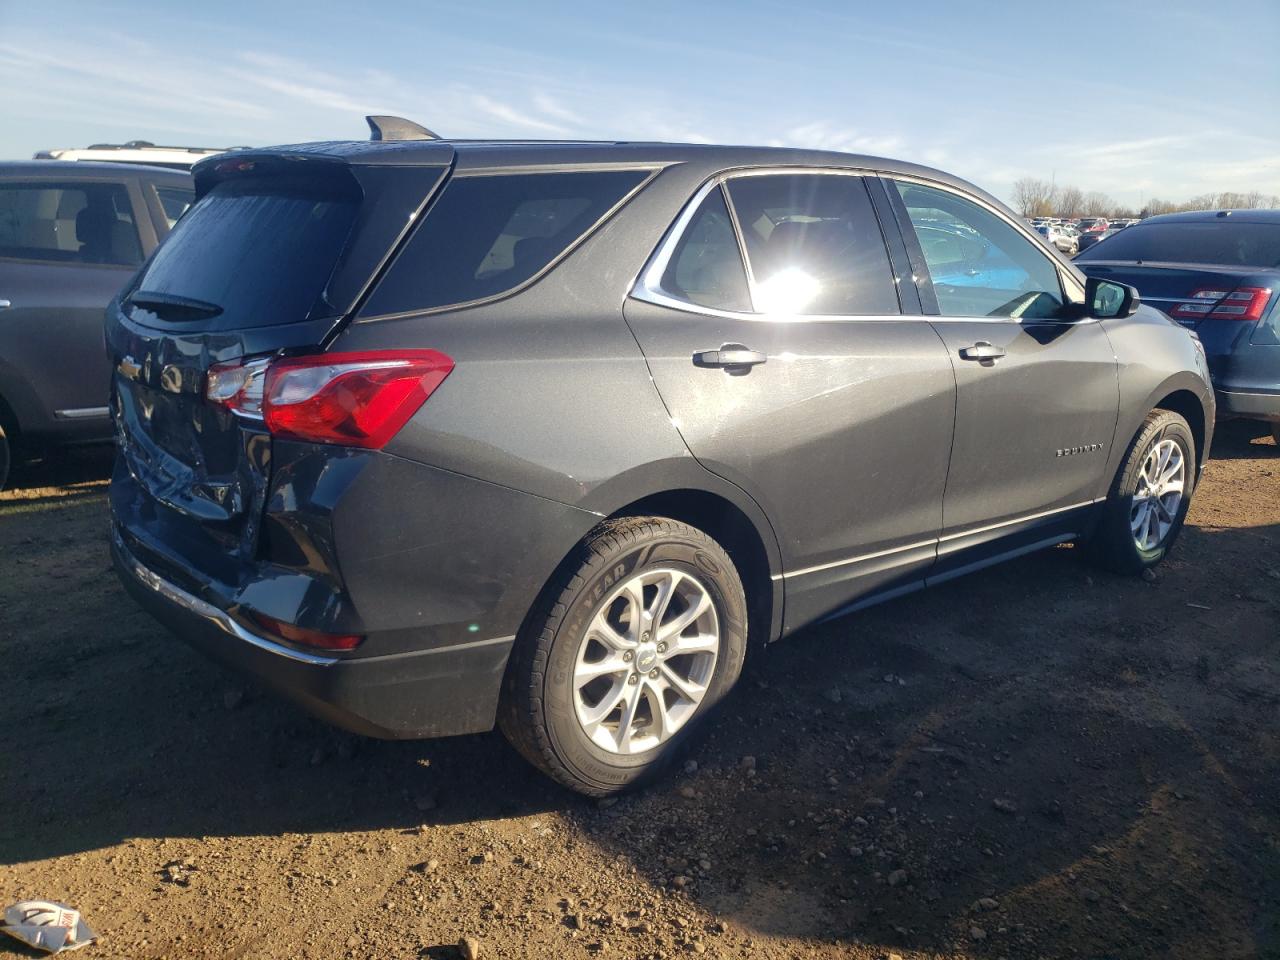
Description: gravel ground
2,423,1277,960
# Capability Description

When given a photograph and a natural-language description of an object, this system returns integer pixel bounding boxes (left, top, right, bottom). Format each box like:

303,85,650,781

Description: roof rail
366,115,440,142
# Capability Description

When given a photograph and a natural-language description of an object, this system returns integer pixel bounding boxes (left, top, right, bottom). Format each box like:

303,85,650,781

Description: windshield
1075,220,1280,267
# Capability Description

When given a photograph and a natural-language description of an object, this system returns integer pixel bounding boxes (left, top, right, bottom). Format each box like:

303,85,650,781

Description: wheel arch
602,488,782,654
1152,386,1208,470
516,461,785,661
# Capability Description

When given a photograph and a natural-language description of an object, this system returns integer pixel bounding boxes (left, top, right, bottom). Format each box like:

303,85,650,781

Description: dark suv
0,161,193,487
108,123,1213,795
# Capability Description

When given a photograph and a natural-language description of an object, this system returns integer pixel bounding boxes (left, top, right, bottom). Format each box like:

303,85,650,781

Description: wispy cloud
1,7,1276,212
532,92,585,127
470,94,567,135
770,123,905,158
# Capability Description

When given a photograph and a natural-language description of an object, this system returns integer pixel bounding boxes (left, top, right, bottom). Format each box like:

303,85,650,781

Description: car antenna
366,115,441,142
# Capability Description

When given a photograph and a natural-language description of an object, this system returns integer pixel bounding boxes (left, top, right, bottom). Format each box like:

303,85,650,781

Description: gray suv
107,124,1214,795
0,161,193,487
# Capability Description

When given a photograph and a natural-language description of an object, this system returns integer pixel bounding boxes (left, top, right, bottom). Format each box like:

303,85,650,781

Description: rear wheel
499,517,748,796
1090,409,1196,574
1271,422,1280,447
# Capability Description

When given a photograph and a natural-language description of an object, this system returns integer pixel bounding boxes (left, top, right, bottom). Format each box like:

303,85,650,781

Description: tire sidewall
0,425,9,493
1113,415,1196,568
541,534,747,792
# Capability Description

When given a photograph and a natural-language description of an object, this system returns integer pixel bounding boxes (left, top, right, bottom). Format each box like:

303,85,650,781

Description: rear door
885,178,1119,568
0,175,150,436
626,170,956,633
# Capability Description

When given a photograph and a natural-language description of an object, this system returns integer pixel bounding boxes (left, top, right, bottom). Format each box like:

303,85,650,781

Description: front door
886,178,1119,565
626,171,956,633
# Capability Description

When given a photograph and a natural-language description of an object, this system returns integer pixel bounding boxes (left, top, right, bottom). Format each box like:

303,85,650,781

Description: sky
1,0,1277,210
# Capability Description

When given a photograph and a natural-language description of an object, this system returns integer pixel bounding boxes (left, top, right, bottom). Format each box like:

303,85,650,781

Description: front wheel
1271,422,1280,447
499,517,748,796
1090,409,1196,574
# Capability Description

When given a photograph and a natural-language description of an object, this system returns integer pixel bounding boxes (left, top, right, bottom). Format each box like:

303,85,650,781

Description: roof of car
202,137,1005,212
0,160,192,182
1139,209,1280,225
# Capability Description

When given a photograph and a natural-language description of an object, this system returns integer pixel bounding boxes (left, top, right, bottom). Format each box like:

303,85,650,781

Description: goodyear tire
500,517,747,796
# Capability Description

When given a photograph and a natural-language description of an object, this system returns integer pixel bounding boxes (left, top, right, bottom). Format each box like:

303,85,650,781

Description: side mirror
1085,276,1140,319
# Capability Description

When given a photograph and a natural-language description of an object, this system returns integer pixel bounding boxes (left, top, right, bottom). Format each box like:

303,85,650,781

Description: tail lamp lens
1171,286,1272,322
207,357,269,417
206,350,454,448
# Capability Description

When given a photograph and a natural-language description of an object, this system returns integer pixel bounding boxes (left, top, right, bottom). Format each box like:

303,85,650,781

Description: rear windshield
131,178,357,326
361,170,649,316
1076,220,1280,267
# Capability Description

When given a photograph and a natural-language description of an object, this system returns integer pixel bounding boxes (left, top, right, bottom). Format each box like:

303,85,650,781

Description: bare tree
1015,181,1278,220
1056,185,1084,218
1080,192,1115,217
1011,178,1058,218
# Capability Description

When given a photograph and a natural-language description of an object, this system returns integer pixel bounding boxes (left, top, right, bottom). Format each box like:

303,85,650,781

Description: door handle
693,344,768,368
0,299,11,309
959,341,1006,361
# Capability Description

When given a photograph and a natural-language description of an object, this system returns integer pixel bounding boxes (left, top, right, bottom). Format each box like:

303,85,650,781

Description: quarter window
0,182,141,266
726,174,899,316
893,180,1063,319
362,170,649,315
660,186,751,313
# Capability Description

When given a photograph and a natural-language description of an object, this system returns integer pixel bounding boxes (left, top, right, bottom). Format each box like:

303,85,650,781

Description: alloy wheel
1130,438,1185,551
572,568,720,755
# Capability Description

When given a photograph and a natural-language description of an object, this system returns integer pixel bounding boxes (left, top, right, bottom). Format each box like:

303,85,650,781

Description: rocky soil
2,423,1277,959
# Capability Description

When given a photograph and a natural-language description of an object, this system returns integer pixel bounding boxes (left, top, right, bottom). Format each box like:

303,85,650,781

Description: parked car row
1036,222,1080,255
0,120,1272,796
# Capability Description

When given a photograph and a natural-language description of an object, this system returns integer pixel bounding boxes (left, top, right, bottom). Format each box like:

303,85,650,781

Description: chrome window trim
631,167,911,325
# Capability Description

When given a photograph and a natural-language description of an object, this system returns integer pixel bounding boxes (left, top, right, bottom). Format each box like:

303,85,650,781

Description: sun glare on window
754,267,821,314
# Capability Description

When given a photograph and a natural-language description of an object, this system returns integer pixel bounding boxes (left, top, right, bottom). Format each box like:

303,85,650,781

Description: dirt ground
2,423,1277,960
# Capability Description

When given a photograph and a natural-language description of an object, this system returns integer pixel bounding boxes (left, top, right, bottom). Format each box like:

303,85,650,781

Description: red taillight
1170,286,1273,322
264,350,453,448
207,350,454,448
249,611,363,651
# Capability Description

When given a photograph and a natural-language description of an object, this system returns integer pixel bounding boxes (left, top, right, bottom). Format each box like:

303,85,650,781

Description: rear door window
893,180,1064,318
363,170,650,315
0,181,141,266
725,174,899,315
130,178,358,327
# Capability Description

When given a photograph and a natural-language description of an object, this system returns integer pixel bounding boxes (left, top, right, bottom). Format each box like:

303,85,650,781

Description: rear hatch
108,143,453,578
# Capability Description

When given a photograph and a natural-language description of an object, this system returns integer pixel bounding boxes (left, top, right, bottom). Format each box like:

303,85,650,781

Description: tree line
1010,177,1280,220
